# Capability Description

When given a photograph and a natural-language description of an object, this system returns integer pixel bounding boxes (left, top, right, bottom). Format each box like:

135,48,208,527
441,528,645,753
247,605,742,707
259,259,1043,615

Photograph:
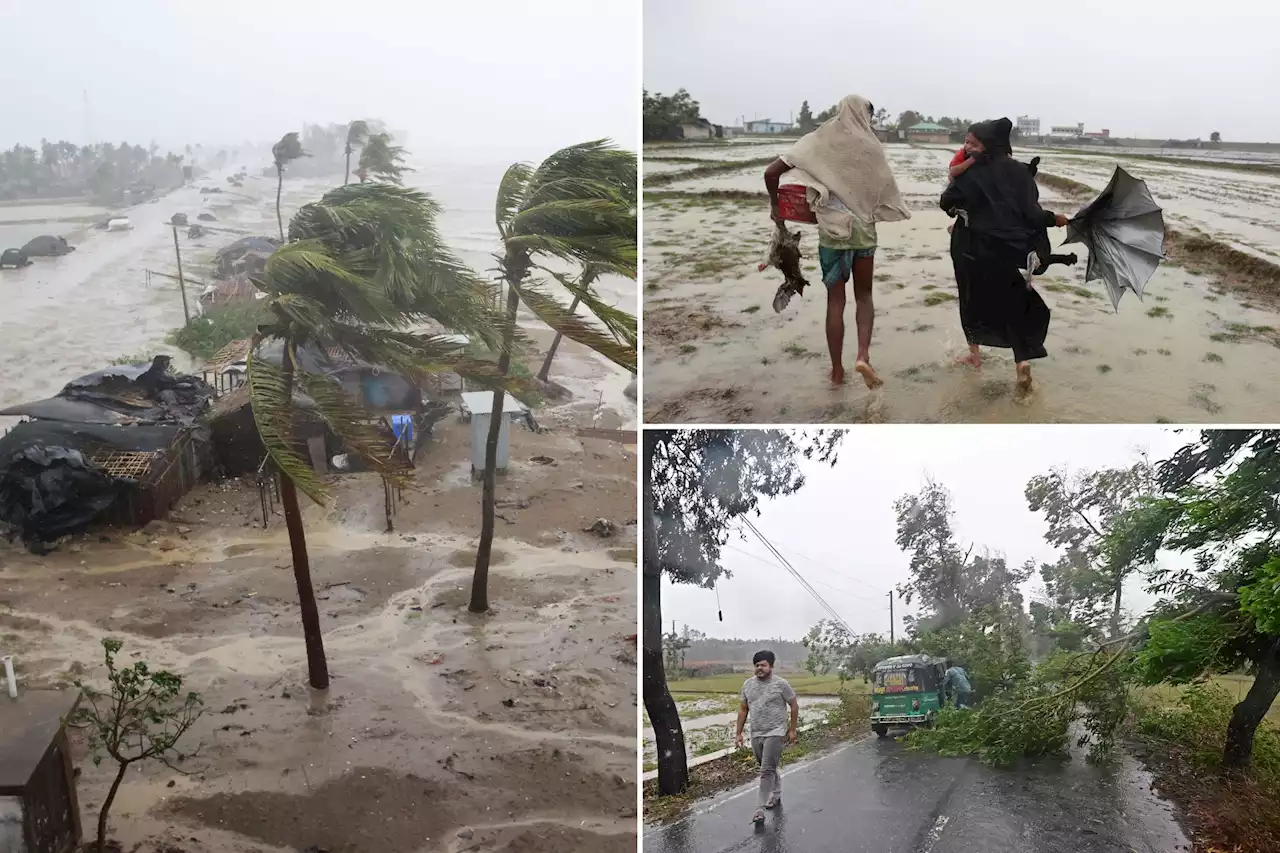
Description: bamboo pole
172,225,191,326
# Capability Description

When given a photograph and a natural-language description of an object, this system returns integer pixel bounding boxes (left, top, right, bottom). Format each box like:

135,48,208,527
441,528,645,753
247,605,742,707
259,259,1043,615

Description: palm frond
262,241,401,330
272,132,308,170
345,120,370,149
286,183,502,340
505,233,637,278
495,162,534,232
511,278,637,372
544,267,637,348
245,343,328,504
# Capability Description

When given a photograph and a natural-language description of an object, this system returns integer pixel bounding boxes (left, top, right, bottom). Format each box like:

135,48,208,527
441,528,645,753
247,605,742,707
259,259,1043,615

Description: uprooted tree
644,429,843,795
910,430,1280,773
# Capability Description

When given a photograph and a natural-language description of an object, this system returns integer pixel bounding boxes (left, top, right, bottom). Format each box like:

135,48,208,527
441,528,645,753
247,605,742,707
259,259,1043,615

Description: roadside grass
1130,680,1280,853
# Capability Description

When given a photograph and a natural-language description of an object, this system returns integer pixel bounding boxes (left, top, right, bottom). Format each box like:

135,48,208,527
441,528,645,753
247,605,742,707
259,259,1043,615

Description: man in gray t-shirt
735,650,799,824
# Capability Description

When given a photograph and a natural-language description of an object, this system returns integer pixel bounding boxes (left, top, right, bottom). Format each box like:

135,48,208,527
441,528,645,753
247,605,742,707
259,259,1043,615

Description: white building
1049,123,1085,139
1017,116,1041,137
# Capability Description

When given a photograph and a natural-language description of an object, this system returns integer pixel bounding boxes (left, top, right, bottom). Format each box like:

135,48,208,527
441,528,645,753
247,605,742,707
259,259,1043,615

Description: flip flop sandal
752,810,765,825
764,796,781,809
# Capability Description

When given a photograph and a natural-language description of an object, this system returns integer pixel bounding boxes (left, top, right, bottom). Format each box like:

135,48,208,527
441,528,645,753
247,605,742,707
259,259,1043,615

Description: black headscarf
969,118,1013,156
942,117,1051,245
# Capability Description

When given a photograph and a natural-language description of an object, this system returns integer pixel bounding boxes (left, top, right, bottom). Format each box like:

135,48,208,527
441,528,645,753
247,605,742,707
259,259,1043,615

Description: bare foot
855,360,884,389
1016,361,1033,393
954,353,982,369
830,365,846,385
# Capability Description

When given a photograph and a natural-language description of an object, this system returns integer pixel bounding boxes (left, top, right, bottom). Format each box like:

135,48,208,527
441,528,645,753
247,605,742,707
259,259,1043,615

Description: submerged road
644,736,1190,853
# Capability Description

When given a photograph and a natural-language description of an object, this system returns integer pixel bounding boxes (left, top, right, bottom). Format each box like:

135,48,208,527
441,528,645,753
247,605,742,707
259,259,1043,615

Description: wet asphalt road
644,735,1190,853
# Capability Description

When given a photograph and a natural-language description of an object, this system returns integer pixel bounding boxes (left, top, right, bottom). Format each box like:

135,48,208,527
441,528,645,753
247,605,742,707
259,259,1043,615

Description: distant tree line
0,140,189,202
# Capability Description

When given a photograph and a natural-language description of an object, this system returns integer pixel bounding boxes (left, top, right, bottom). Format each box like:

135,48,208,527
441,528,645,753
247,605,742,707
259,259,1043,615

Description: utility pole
888,590,895,644
172,225,190,326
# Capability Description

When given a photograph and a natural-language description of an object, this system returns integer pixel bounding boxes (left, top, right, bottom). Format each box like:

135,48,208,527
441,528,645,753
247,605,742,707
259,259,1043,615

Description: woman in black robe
940,118,1069,392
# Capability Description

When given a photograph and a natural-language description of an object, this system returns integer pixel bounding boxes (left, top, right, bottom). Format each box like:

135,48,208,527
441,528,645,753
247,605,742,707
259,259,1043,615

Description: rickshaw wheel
873,724,889,738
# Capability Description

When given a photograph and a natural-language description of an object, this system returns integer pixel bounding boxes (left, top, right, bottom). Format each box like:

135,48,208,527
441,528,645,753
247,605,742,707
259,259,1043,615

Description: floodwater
0,421,638,852
642,695,839,767
0,158,636,433
642,143,1280,424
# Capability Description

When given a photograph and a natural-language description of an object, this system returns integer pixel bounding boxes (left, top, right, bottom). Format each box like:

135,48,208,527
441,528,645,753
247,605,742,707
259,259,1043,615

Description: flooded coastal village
0,5,640,852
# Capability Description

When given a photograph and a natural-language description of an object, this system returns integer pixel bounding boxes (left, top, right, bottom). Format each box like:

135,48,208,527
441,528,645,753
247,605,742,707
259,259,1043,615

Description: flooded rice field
643,142,1280,423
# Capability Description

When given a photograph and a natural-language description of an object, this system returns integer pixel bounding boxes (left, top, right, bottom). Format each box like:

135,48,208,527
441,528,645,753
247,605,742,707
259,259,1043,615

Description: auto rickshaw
869,654,946,737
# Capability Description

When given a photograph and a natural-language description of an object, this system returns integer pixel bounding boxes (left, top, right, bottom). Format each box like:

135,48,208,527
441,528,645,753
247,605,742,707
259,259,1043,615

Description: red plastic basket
776,184,817,223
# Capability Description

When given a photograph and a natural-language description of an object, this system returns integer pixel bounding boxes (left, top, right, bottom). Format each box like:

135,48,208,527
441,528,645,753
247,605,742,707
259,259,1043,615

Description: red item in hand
950,149,968,167
776,184,817,223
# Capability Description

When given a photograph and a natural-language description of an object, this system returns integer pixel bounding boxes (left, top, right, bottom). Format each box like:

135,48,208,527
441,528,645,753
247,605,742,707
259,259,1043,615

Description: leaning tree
644,429,842,795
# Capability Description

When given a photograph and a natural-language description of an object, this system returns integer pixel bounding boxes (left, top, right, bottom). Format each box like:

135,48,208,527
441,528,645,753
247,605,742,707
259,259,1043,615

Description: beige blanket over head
782,94,910,242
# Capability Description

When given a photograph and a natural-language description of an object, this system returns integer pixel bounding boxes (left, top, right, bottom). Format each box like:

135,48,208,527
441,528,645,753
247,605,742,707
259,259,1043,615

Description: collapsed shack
213,236,279,278
0,358,214,551
201,340,452,478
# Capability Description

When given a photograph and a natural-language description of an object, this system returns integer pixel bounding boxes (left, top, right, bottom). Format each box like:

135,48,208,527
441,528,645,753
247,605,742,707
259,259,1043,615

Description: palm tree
471,139,637,613
272,132,308,241
356,133,411,184
247,183,505,689
343,120,369,186
536,263,605,384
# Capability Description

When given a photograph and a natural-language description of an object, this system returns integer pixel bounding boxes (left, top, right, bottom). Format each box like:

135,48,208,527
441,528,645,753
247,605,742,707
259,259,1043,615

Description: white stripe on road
920,815,950,853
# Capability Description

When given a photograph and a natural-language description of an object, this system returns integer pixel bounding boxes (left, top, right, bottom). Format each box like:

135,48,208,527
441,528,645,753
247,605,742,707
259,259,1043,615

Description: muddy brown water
643,145,1280,423
0,423,637,852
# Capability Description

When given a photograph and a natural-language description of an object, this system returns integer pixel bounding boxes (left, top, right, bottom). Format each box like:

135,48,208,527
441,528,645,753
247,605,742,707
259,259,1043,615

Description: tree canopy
643,88,702,141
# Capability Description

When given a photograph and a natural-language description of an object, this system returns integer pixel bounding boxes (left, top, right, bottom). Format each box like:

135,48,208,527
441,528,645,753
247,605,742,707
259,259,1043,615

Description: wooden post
888,590,895,644
172,225,190,326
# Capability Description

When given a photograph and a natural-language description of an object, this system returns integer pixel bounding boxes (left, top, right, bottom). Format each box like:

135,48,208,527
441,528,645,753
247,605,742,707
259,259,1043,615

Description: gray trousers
751,735,784,808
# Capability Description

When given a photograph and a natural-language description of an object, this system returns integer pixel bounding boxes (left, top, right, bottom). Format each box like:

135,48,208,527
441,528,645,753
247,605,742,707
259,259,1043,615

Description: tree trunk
536,293,581,382
1110,583,1124,640
97,761,129,852
280,340,330,689
642,431,689,795
344,148,351,186
275,166,285,241
1223,644,1280,770
471,278,522,613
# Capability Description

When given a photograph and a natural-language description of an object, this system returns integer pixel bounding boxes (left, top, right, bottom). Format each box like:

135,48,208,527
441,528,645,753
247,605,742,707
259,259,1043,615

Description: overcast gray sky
2,0,638,161
644,0,1280,142
662,426,1197,643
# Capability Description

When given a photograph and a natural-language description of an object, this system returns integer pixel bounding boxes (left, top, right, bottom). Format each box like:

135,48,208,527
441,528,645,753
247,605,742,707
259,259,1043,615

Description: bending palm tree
343,120,369,186
471,139,637,613
249,183,506,689
272,132,307,241
357,133,411,184
536,263,605,384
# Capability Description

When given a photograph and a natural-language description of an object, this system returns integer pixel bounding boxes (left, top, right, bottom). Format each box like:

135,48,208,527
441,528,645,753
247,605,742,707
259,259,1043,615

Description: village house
744,118,792,134
904,121,951,144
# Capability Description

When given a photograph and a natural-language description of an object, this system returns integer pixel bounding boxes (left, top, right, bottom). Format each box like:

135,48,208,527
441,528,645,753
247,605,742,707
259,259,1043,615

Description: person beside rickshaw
943,662,973,709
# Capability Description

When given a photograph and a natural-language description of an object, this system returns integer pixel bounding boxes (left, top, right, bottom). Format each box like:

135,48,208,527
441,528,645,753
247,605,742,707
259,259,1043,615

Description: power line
722,543,882,602
740,516,857,636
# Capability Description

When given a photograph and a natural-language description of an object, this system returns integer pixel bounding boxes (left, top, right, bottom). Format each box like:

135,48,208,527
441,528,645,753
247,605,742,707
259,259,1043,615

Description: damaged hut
0,357,214,550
